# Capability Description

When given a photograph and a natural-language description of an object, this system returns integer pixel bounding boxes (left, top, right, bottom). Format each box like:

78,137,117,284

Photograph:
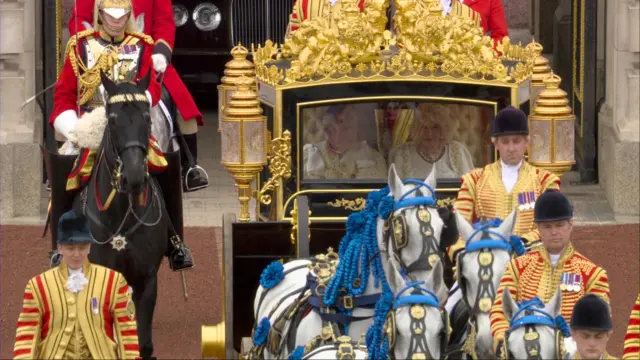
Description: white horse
500,289,574,360
445,210,523,359
250,164,452,359
387,260,450,359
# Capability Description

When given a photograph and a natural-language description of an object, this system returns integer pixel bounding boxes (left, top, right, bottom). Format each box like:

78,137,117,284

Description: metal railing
230,0,294,47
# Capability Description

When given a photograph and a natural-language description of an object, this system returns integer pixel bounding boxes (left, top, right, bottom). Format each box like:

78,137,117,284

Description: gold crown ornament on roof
253,0,537,87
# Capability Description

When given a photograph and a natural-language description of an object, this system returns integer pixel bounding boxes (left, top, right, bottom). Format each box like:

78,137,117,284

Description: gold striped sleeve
490,260,519,349
111,273,140,359
287,0,302,35
13,279,42,359
586,267,611,305
448,168,482,262
623,294,640,360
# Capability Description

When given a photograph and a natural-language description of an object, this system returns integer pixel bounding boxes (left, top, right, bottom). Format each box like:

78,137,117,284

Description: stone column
0,0,42,220
598,0,640,217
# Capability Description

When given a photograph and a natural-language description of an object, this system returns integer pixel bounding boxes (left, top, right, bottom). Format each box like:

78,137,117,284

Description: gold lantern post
528,73,576,176
529,41,552,109
217,43,255,132
220,75,268,222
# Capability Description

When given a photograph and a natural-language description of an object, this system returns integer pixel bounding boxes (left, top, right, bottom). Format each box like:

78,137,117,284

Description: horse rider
47,0,194,271
623,293,640,359
490,190,611,357
68,0,209,193
568,294,617,359
13,210,140,359
447,106,561,265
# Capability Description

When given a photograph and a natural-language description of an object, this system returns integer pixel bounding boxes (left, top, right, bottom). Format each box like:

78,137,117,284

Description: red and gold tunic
623,294,640,360
68,0,204,125
448,161,561,262
287,0,366,34
13,261,140,359
489,244,610,345
50,29,161,126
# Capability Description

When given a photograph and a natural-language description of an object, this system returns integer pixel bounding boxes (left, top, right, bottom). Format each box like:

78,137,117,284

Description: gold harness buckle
342,295,354,309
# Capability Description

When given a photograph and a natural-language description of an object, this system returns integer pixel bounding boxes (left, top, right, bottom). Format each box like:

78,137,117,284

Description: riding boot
156,150,194,271
41,146,78,267
180,133,209,192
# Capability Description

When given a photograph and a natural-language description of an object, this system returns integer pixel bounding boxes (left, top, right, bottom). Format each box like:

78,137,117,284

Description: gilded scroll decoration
259,130,293,205
327,198,366,211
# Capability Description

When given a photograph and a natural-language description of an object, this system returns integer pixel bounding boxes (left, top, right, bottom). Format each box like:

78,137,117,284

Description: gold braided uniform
13,261,139,359
489,244,610,348
448,161,561,262
623,294,640,360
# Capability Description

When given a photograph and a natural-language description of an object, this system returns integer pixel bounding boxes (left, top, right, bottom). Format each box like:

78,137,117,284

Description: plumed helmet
97,0,133,20
570,294,613,331
493,106,529,136
534,189,573,222
57,210,94,245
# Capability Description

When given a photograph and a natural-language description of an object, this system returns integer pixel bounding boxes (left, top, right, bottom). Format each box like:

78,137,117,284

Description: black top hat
493,106,529,136
57,210,94,245
571,294,613,331
534,190,573,222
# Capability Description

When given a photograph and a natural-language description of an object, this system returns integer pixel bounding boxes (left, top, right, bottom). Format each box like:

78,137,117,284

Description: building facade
0,0,638,221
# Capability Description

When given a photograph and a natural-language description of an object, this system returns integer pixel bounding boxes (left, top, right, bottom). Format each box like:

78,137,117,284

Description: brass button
68,313,76,320
67,297,75,305
64,327,73,334
60,341,67,347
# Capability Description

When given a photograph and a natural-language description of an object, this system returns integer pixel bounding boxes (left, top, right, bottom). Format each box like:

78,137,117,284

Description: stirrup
183,165,209,192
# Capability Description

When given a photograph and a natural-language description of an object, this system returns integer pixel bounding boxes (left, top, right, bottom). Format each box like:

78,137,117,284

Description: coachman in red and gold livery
623,294,640,360
448,106,561,264
490,190,610,356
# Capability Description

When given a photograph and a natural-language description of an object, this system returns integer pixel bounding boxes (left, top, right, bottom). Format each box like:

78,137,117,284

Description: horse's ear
137,70,151,92
423,165,437,193
455,211,475,243
502,290,518,320
546,288,563,316
387,163,404,201
101,71,118,96
498,210,517,237
430,260,447,305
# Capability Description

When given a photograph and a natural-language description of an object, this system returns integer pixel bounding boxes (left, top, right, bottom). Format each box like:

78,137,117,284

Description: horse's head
454,210,521,357
100,71,152,196
502,289,570,360
382,164,449,301
390,260,449,360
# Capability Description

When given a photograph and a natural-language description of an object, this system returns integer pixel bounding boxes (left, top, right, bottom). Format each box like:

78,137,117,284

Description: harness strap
308,292,381,310
311,309,374,326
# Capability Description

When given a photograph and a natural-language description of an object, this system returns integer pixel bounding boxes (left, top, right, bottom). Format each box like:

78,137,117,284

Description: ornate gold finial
223,75,262,118
532,73,571,116
530,42,551,86
221,43,255,86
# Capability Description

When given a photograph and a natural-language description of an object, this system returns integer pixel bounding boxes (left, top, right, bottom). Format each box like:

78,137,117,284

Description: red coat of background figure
68,0,204,126
458,0,508,45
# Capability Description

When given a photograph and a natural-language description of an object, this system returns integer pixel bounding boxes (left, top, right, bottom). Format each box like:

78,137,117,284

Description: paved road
1,223,638,358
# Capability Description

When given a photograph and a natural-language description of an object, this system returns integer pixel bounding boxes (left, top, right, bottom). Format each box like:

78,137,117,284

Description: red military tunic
50,29,161,126
459,0,508,45
623,294,640,360
68,0,204,125
489,243,610,348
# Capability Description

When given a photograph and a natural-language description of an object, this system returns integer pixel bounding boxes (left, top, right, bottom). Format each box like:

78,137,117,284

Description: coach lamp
220,75,267,222
218,43,255,132
529,41,552,108
527,73,576,176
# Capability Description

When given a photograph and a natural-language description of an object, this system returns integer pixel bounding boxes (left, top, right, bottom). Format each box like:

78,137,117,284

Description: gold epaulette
65,29,97,55
126,31,154,46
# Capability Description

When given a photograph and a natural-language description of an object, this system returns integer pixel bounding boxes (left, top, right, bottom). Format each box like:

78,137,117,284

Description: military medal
91,297,99,315
560,273,568,291
111,234,127,251
518,192,537,211
571,274,582,292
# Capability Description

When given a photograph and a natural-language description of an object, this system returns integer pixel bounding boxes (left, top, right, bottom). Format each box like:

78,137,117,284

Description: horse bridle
502,298,569,360
391,281,449,360
384,179,441,278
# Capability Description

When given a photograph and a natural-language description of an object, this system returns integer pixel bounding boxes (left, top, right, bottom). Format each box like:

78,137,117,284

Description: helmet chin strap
98,13,128,37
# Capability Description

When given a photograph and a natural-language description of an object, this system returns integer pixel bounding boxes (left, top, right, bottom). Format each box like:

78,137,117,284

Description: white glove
563,336,577,358
305,145,326,175
53,110,78,143
152,53,168,74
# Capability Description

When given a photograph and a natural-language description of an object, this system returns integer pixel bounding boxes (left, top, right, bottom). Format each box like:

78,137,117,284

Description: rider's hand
152,53,168,74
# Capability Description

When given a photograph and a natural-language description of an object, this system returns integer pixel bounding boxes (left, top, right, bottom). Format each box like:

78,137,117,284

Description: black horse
74,72,168,359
